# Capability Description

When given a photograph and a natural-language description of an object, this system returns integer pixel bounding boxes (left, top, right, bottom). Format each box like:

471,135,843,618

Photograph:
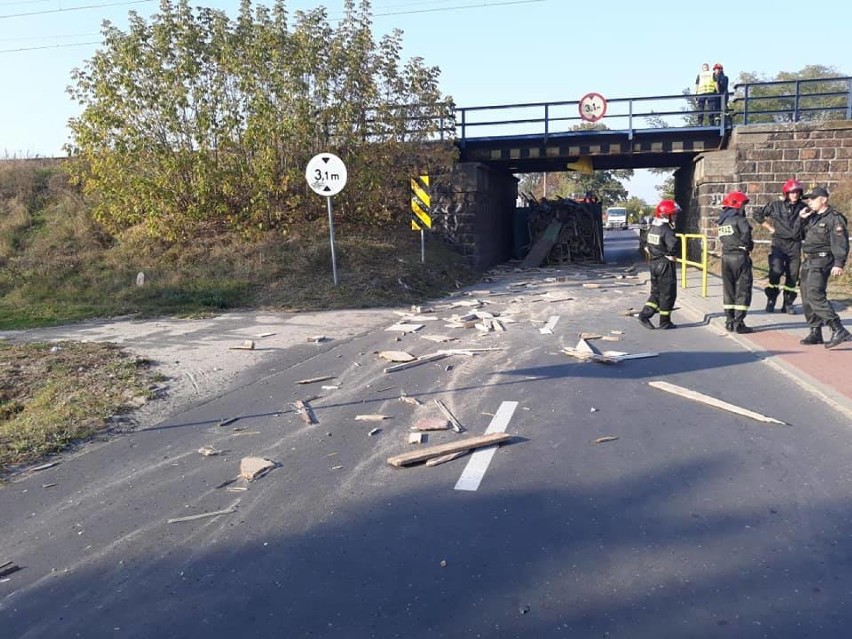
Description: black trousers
722,252,753,321
800,255,839,327
640,259,677,319
765,239,801,305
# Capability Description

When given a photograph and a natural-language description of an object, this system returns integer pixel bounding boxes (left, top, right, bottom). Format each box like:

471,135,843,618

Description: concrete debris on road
399,395,423,406
239,457,276,481
230,340,256,350
562,348,619,364
539,316,560,335
308,335,329,343
408,432,425,444
649,381,786,424
197,446,222,456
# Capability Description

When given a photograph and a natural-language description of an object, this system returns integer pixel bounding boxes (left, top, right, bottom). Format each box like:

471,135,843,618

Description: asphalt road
3,232,852,638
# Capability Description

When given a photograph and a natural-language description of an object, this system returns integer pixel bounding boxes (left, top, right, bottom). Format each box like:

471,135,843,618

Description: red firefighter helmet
782,178,804,195
713,63,723,70
655,199,681,219
722,191,750,209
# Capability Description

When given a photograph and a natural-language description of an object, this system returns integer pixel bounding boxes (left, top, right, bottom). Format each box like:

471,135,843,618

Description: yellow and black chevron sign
410,175,431,231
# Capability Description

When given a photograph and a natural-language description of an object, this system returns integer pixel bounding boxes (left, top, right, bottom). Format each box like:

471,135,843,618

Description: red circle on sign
579,92,607,123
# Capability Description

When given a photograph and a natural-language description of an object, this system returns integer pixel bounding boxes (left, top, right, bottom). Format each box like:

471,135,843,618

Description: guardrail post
459,109,466,147
847,78,852,120
743,85,750,125
628,99,634,141
544,104,549,142
794,79,801,122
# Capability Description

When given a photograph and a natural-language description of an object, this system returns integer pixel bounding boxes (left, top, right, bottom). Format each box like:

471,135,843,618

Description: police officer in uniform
753,178,807,314
638,200,680,330
797,187,851,349
717,191,755,333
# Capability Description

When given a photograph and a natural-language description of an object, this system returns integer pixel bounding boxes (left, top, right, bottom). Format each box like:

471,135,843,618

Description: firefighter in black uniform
717,191,755,333
753,178,807,313
638,199,680,330
797,187,851,349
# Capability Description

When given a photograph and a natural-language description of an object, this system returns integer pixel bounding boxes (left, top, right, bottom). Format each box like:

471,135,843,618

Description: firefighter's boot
765,293,777,313
825,319,852,349
734,320,754,334
724,310,735,332
658,317,677,330
637,309,655,330
782,292,797,315
800,327,824,345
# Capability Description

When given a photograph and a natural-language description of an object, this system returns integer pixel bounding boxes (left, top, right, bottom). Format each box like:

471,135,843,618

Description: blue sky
2,0,849,201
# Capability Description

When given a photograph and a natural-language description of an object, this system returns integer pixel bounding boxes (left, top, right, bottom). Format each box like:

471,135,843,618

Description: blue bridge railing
450,76,852,144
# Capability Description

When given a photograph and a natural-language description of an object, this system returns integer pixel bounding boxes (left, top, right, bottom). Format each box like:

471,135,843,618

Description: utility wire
0,0,153,19
0,39,99,52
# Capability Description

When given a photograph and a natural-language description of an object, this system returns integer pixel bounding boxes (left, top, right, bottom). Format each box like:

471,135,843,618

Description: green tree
66,0,455,241
549,168,633,208
731,65,848,124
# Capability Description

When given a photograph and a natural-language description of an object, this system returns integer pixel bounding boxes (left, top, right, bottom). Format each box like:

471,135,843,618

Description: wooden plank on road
648,380,786,425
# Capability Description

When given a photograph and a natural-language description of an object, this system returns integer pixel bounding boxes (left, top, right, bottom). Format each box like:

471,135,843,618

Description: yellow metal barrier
676,233,708,298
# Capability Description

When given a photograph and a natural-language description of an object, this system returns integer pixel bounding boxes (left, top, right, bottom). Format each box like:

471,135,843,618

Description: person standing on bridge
796,187,851,349
753,179,807,314
694,63,716,126
710,63,729,125
717,191,755,333
638,200,681,330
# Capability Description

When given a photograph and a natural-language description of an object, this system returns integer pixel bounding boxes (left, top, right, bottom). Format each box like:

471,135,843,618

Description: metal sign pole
326,195,338,286
421,228,425,264
305,153,347,287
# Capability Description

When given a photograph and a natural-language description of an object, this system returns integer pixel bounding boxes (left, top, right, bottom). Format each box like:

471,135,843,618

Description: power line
373,0,545,18
0,39,99,52
0,0,153,19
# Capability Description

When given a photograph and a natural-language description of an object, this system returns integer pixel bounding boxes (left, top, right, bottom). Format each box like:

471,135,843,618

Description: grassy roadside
0,160,481,476
0,341,165,474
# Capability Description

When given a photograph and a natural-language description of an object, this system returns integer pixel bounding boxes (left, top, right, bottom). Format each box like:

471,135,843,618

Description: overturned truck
516,196,604,267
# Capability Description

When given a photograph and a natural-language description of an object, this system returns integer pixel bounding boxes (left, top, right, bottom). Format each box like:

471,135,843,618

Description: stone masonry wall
432,162,518,268
693,120,852,255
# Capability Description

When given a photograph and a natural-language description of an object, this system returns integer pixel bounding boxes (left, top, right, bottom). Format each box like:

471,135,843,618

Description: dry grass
0,341,163,475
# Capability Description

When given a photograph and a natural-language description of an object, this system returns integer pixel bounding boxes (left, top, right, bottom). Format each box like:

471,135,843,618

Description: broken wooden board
539,316,560,335
521,220,563,268
387,432,512,467
578,332,603,340
434,399,464,433
296,375,335,385
408,432,425,444
593,436,620,444
425,450,469,467
230,340,256,350
383,352,448,373
355,414,389,422
378,350,416,362
167,507,237,524
385,323,425,333
575,338,603,356
420,335,458,343
399,395,423,406
604,351,659,361
412,417,451,431
648,380,786,424
239,457,276,481
293,400,318,424
561,348,619,364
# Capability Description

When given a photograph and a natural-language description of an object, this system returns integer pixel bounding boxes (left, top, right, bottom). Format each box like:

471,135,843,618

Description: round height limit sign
579,92,607,123
306,153,348,196
305,153,348,285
